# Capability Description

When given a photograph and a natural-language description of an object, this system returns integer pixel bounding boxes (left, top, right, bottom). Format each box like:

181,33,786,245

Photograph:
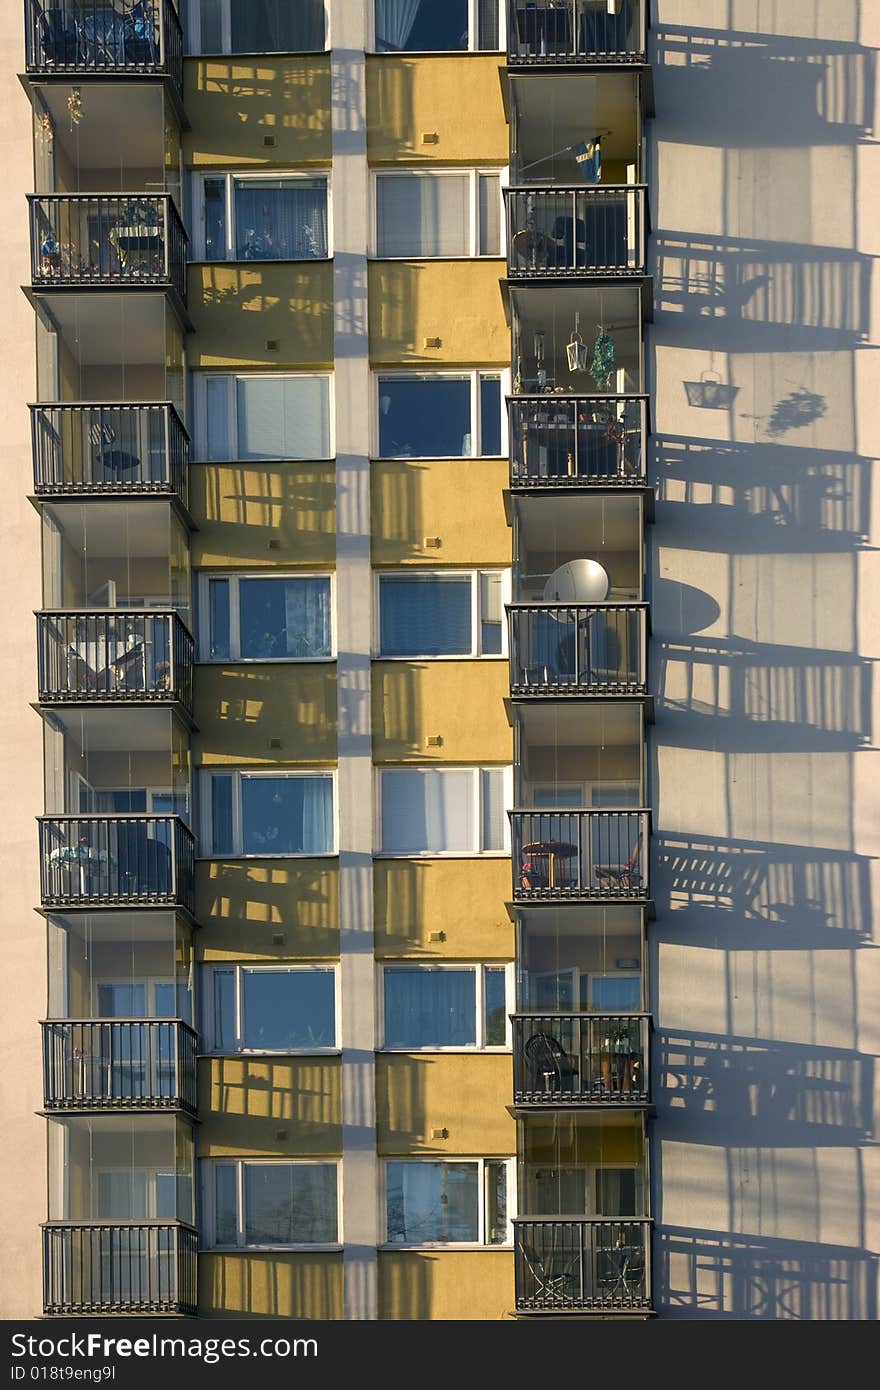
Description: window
206,965,337,1052
189,0,327,55
205,1161,339,1248
375,0,502,52
377,571,506,657
198,574,333,661
375,171,502,257
192,374,332,462
194,173,329,262
382,965,510,1049
377,372,505,458
384,1160,511,1246
379,767,509,854
201,771,335,857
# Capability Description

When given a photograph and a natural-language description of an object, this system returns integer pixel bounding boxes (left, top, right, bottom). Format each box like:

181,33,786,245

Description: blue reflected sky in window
386,1162,479,1243
241,776,333,855
379,378,471,457
384,968,476,1047
379,575,471,656
376,0,469,52
242,969,335,1050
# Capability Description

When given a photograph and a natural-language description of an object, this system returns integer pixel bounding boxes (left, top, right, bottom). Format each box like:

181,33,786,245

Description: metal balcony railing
30,194,187,299
43,1221,197,1316
31,402,189,500
37,611,194,711
513,1014,650,1104
24,0,183,91
507,187,647,277
508,1,647,64
508,603,648,695
510,809,650,901
39,815,195,912
42,1019,197,1112
509,396,648,487
515,1218,652,1312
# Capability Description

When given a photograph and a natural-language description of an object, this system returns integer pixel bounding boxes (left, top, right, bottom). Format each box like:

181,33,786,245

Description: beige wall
187,262,334,368
372,661,510,763
184,56,332,167
368,260,508,365
366,56,508,165
374,857,513,959
371,458,509,564
191,463,336,568
378,1250,514,1320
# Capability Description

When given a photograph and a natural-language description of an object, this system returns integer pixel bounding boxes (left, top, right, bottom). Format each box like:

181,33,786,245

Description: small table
521,839,578,889
511,226,555,271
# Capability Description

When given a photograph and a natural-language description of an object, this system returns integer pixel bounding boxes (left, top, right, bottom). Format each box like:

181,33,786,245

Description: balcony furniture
515,1217,653,1312
597,1235,646,1301
38,8,81,63
40,815,194,910
511,810,650,901
524,1030,580,1094
518,1228,581,1305
594,830,644,892
511,226,555,272
580,0,633,55
521,838,578,890
552,214,588,268
514,1014,649,1105
515,3,572,58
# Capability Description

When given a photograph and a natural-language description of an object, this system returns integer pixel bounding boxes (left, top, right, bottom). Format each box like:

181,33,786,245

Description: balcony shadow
201,1250,342,1319
194,663,338,760
191,263,333,366
372,663,427,759
369,460,426,560
187,57,332,145
191,462,336,563
202,1056,341,1151
196,858,339,951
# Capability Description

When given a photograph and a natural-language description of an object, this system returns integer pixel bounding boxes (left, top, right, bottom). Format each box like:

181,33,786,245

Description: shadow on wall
193,463,336,561
189,59,331,140
371,460,426,556
198,858,339,947
205,1057,340,1139
201,1252,342,1319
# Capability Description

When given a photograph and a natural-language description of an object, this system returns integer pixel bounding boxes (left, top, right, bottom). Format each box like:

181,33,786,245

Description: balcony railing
38,611,194,711
513,1014,650,1104
31,402,189,500
507,187,647,277
515,1218,652,1312
510,809,650,901
509,395,648,487
24,0,184,91
508,603,648,695
508,1,647,64
30,194,187,299
42,1019,197,1112
43,1221,197,1316
39,815,195,912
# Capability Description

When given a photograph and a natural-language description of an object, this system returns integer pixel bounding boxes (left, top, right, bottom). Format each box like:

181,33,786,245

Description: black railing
507,187,647,276
510,809,650,901
38,611,194,711
508,1,646,63
508,603,648,695
42,1019,197,1112
31,402,189,500
513,1014,649,1104
515,1218,652,1311
509,395,648,486
39,815,195,912
43,1221,197,1315
24,0,184,91
30,194,187,299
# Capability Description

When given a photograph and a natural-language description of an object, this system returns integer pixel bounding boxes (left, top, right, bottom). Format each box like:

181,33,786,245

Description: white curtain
381,769,474,853
235,376,331,461
375,0,423,51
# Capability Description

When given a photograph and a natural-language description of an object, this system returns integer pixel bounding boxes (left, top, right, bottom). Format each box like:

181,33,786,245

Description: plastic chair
524,1030,579,1094
594,830,644,892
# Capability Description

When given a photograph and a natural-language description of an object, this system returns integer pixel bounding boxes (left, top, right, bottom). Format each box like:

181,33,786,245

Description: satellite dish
543,559,609,604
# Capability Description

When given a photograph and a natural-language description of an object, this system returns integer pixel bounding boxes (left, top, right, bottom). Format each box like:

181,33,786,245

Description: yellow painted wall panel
200,1252,342,1319
366,56,507,165
378,1250,514,1320
195,859,339,960
372,661,510,763
193,664,337,765
376,1054,515,1154
371,458,509,565
368,261,507,365
190,464,336,568
184,57,332,166
374,857,512,959
198,1057,341,1155
187,262,333,368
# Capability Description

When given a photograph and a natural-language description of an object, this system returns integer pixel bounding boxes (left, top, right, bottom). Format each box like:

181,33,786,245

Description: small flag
571,137,602,184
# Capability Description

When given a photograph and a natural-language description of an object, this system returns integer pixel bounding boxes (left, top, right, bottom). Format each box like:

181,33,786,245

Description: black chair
552,215,587,270
524,1030,580,1094
114,821,173,896
580,0,633,55
39,8,81,64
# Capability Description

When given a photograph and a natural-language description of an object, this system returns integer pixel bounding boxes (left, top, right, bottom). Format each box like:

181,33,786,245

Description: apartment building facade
0,0,876,1323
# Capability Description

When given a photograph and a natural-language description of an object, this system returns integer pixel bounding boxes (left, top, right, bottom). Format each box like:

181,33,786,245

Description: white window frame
190,170,332,262
373,369,510,459
199,768,338,859
370,0,507,54
379,962,513,1051
375,764,513,857
371,168,507,259
201,1159,342,1251
191,371,334,463
196,571,336,663
373,568,510,659
380,1157,515,1250
203,962,340,1054
187,1,331,56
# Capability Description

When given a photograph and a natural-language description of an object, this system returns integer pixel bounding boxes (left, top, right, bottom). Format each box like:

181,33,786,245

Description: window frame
370,0,506,54
373,568,510,660
375,764,512,857
379,962,513,1051
199,768,338,860
190,170,332,263
203,962,340,1055
380,1157,515,1250
201,1159,342,1252
371,167,507,260
191,371,334,463
187,1,331,57
196,571,336,663
373,369,510,459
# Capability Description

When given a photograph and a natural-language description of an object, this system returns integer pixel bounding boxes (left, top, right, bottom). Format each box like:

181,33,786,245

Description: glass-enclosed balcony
43,1220,197,1315
506,187,647,278
517,903,645,1010
30,195,186,301
512,286,643,398
513,1013,649,1104
511,808,649,901
42,1018,197,1111
508,1,647,65
47,910,194,1020
509,394,648,487
32,403,189,500
38,610,194,710
509,70,642,185
513,491,645,603
508,602,648,695
24,0,184,92
515,1216,652,1312
40,815,195,910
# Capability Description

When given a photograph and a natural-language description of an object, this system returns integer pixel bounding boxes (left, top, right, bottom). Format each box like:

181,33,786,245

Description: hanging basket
566,331,589,373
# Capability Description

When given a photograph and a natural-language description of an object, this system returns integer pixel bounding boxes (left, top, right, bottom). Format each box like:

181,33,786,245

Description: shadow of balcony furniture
524,1030,580,1095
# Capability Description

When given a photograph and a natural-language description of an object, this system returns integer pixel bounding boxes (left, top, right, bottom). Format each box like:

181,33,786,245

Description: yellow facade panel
376,1053,515,1154
193,664,338,765
371,458,509,565
190,463,336,568
195,859,340,960
378,1250,514,1320
184,56,332,166
198,1057,342,1156
199,1252,343,1319
366,55,507,165
368,260,507,366
372,660,510,763
374,857,512,959
187,262,333,368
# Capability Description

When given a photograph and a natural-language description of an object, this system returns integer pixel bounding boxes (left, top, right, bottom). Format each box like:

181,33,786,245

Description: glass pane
242,969,335,1049
244,1164,337,1244
384,968,476,1048
486,1161,507,1244
212,970,235,1049
97,983,146,1017
236,376,331,461
479,572,502,654
205,376,230,462
376,0,469,51
479,374,502,455
481,769,505,850
478,174,501,254
214,1164,237,1245
230,0,325,53
377,174,469,257
483,967,507,1045
240,775,334,855
595,1168,641,1218
233,177,328,260
204,176,226,261
198,0,224,51
381,769,473,853
210,775,234,856
590,975,641,1011
208,578,231,659
386,1162,479,1243
378,377,471,458
239,577,332,659
478,0,500,50
379,575,472,656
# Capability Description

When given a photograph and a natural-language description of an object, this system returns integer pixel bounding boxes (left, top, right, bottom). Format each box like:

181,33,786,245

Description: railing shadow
192,462,336,563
